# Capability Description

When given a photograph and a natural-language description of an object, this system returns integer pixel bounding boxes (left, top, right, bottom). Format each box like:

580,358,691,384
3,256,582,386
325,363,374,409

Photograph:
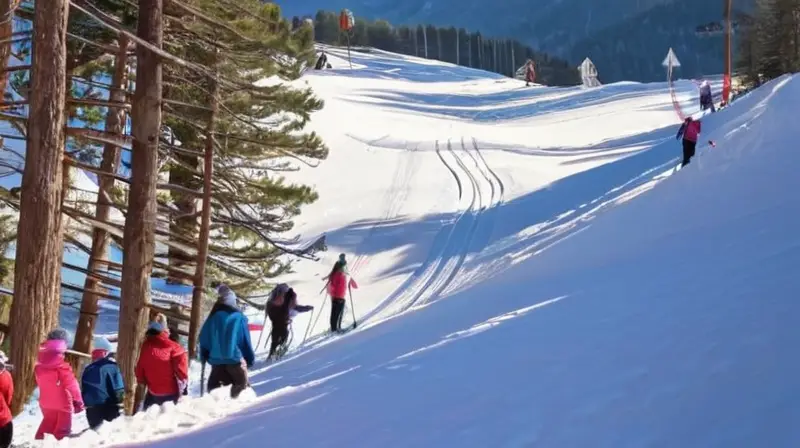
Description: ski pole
308,292,327,339
348,284,357,329
256,310,268,349
302,308,315,344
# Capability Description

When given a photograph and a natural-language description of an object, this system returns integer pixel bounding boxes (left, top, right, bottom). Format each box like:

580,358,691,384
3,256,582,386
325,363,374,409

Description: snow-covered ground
13,45,799,446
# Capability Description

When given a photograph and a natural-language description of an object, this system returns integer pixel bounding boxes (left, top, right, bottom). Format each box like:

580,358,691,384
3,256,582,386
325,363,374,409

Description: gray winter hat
47,328,69,342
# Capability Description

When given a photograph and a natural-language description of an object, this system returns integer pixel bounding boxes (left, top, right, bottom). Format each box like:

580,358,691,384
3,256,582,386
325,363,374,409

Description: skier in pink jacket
34,329,84,441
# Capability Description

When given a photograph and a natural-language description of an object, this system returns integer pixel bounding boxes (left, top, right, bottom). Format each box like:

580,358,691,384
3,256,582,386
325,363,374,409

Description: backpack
268,283,290,305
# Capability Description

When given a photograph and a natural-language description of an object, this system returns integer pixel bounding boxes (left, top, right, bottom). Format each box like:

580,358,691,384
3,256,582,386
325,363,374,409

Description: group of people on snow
1,254,357,444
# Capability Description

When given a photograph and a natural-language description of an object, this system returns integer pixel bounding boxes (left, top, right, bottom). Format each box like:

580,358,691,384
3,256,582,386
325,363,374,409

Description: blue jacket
81,356,124,407
199,303,255,367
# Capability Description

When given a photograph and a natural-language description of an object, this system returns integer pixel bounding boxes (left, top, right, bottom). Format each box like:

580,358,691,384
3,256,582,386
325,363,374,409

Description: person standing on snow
699,80,715,112
676,116,702,167
0,351,13,448
199,284,255,399
34,329,84,441
525,59,536,87
324,254,356,332
134,314,189,411
266,285,313,359
81,337,124,430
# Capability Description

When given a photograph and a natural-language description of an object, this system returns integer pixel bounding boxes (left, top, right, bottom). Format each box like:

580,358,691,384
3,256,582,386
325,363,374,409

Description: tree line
735,0,800,87
0,0,326,415
310,10,580,86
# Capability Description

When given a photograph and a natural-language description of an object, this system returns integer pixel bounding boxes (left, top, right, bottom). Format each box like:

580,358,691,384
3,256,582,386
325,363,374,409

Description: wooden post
722,0,732,104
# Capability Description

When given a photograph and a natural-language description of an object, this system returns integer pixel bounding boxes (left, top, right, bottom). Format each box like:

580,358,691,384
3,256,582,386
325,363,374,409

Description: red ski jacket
0,369,12,427
327,271,348,299
135,330,188,396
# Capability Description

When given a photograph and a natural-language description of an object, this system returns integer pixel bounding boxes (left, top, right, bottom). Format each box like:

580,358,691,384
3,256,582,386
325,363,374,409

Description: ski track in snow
356,136,503,325
349,141,419,276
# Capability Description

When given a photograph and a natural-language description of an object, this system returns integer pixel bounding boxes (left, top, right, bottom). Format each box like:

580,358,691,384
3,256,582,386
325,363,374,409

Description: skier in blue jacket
199,284,255,398
81,337,124,430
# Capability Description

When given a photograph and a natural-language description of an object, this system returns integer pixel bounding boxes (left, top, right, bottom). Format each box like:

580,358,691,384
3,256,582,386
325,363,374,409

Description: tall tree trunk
188,65,218,360
72,36,130,366
8,0,68,416
167,156,199,285
118,0,163,415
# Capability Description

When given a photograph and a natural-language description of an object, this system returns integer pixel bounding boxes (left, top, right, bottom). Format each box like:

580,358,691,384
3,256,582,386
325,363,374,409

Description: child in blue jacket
81,337,124,430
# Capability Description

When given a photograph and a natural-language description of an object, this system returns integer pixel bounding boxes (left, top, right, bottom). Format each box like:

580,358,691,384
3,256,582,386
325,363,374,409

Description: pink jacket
683,120,701,142
35,340,84,412
327,271,348,299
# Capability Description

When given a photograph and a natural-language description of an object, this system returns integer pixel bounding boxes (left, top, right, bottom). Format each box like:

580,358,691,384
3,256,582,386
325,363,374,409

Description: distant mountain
276,0,754,82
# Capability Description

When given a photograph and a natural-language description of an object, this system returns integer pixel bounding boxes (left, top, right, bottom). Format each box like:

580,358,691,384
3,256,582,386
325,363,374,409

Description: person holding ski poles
676,116,702,167
525,59,536,87
699,80,715,112
266,284,313,360
324,254,356,332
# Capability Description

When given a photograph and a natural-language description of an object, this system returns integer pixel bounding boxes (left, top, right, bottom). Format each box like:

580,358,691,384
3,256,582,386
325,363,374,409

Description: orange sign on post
338,9,355,68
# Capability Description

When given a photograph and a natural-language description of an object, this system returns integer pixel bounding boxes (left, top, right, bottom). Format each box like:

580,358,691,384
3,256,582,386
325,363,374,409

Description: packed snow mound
135,75,800,447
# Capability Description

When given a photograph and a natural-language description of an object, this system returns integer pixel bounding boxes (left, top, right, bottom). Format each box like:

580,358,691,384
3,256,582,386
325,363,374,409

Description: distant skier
34,329,84,441
266,284,313,359
81,337,124,430
134,314,189,411
315,51,328,70
0,351,13,448
699,80,715,112
676,116,702,167
199,284,255,399
525,59,536,86
324,254,357,332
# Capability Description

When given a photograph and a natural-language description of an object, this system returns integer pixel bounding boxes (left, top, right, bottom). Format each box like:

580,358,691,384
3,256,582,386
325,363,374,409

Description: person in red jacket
525,60,536,87
0,351,13,448
676,116,702,167
325,254,353,332
134,315,188,412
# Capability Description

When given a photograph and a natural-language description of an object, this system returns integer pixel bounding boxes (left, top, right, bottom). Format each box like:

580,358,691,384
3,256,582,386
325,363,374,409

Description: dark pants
268,306,289,357
86,403,120,430
0,421,11,448
208,364,249,399
330,298,346,332
682,139,697,167
143,393,179,410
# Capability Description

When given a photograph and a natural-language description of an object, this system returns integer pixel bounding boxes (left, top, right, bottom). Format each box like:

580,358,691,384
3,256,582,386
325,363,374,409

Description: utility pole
468,34,472,67
456,29,460,65
423,26,428,58
723,0,732,104
511,41,515,76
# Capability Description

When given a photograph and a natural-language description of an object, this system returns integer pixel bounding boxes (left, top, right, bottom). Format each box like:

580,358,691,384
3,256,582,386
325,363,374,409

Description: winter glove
200,348,210,363
74,401,85,413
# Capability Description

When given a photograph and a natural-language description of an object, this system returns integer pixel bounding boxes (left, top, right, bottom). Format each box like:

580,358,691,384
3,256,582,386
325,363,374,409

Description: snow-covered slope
15,45,795,447
144,73,800,446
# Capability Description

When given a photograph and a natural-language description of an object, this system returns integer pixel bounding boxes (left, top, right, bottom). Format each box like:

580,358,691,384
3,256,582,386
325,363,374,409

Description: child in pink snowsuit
34,328,84,441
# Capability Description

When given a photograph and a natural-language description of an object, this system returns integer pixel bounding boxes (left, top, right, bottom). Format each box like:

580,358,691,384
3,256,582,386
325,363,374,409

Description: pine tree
160,0,326,295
